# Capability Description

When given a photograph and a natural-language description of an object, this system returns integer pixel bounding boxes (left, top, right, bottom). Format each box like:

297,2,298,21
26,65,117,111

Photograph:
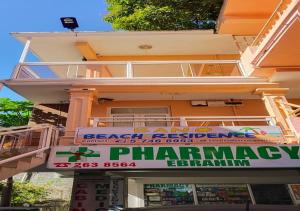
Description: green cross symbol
56,147,100,162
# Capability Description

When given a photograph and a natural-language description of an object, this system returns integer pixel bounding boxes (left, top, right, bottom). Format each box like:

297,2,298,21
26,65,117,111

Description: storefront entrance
68,169,300,210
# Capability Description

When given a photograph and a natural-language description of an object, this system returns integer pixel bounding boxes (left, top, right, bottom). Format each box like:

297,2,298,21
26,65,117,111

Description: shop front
143,183,296,207
48,125,300,209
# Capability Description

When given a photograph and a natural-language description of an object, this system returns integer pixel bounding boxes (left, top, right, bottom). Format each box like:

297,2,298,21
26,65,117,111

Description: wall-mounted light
60,17,79,31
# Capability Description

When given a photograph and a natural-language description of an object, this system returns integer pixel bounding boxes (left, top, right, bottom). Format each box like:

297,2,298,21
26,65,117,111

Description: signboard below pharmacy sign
74,126,284,145
47,145,300,169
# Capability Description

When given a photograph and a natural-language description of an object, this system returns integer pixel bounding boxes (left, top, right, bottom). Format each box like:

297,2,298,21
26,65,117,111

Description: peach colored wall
288,99,300,105
91,99,268,117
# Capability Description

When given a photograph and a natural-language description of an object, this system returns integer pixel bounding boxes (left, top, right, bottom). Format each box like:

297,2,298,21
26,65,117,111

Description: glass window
290,184,300,200
251,184,292,205
144,184,194,207
112,114,134,127
144,115,168,127
110,107,170,127
111,107,169,114
195,184,251,204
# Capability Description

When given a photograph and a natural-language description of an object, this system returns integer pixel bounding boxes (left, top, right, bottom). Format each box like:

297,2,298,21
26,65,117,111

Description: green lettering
156,147,179,160
258,146,281,160
132,147,154,160
167,160,176,167
227,159,234,166
177,160,189,166
110,147,130,160
280,146,300,159
234,160,250,166
236,146,258,159
202,160,214,166
203,147,233,159
179,147,201,160
190,160,201,166
213,160,227,166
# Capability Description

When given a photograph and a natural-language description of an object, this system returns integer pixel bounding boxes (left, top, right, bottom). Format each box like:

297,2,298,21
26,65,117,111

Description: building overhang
11,31,239,62
2,78,279,103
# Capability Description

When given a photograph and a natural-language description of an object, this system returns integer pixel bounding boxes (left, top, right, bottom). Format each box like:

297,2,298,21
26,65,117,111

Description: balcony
12,60,246,80
69,115,294,145
90,116,275,127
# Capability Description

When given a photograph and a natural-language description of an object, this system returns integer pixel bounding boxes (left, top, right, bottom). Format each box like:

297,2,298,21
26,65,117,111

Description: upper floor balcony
8,31,253,83
12,60,246,80
1,31,280,104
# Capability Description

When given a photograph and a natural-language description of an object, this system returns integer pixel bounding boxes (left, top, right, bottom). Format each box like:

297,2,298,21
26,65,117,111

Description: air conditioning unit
191,100,208,106
191,100,243,107
207,101,226,107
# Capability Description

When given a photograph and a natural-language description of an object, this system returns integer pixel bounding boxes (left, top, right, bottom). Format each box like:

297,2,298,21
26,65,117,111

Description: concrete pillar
60,88,95,145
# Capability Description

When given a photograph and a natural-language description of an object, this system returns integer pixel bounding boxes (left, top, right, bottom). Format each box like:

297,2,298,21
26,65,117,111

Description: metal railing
90,116,276,128
276,100,300,141
280,102,300,117
251,0,293,46
0,124,59,165
12,60,246,79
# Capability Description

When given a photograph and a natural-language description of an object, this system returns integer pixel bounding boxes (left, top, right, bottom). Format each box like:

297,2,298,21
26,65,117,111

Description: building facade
1,0,300,209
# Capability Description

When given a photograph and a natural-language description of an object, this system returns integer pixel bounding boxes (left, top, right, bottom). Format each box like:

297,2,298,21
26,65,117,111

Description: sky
0,0,112,101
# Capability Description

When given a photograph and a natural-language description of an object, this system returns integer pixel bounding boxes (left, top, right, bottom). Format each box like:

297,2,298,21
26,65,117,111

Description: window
196,184,250,204
251,184,292,204
144,184,194,207
110,107,170,127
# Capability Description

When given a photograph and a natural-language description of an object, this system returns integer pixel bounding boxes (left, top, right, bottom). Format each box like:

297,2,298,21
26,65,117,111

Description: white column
19,38,31,63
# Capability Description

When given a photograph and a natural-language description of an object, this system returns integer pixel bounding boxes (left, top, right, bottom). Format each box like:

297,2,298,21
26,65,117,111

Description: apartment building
1,0,300,209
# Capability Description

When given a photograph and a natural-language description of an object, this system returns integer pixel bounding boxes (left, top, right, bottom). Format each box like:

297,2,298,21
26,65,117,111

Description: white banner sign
74,126,283,145
48,145,300,169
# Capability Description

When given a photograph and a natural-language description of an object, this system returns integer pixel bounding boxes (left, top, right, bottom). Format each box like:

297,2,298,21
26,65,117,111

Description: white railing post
10,64,21,79
180,117,188,126
0,135,5,149
126,62,133,78
93,118,99,127
36,127,48,158
19,38,31,63
267,117,277,126
46,125,54,147
237,61,248,77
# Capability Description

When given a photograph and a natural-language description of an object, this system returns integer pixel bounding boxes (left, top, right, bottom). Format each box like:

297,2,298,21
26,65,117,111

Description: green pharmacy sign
48,145,300,169
56,147,100,162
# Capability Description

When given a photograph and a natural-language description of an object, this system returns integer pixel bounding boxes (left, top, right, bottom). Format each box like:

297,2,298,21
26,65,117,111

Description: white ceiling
12,31,239,62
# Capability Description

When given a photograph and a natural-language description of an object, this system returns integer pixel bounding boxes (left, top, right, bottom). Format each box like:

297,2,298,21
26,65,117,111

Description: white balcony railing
90,116,276,128
12,60,246,79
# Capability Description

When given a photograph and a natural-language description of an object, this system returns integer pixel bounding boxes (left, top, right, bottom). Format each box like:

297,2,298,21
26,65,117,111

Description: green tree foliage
104,0,223,30
0,98,33,127
0,182,49,206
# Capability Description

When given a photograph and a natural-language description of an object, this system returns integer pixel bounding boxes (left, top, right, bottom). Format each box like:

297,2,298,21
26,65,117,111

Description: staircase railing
251,0,292,47
277,100,300,141
0,124,59,165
